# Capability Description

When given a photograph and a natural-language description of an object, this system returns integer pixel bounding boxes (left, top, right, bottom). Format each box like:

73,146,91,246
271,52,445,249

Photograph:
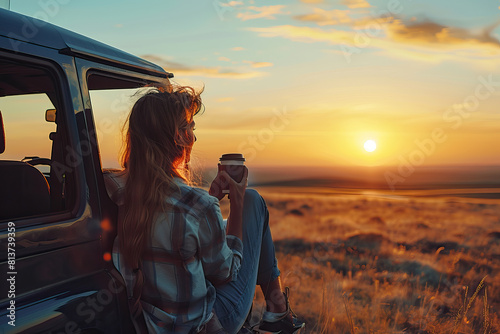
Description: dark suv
0,8,171,333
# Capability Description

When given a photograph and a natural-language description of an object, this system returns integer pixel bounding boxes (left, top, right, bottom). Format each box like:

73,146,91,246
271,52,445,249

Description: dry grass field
220,187,500,334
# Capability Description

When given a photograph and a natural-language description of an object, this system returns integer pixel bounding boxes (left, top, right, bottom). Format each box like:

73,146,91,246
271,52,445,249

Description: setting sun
364,139,377,152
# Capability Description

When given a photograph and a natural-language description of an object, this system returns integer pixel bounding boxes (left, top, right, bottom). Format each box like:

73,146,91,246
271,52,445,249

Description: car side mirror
45,109,56,123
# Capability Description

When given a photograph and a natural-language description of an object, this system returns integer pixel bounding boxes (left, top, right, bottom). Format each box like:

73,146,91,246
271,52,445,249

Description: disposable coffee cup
218,153,245,194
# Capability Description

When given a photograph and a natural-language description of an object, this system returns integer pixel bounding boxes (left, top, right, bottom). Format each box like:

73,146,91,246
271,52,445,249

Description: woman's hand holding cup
209,161,248,240
209,153,247,202
209,166,248,206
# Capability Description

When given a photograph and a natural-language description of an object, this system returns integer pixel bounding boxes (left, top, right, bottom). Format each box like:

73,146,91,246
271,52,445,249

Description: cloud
300,0,324,3
294,8,352,26
247,23,500,65
386,19,500,48
248,25,356,44
341,0,371,9
243,60,274,68
372,46,490,65
218,56,231,62
349,15,395,28
142,55,267,79
220,1,244,7
231,47,245,51
237,5,287,21
292,8,500,50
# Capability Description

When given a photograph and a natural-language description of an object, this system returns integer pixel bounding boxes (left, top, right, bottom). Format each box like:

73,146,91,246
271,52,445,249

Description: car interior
0,59,73,221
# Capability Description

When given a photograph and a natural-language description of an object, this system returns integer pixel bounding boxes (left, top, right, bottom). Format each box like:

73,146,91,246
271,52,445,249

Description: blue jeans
213,189,281,334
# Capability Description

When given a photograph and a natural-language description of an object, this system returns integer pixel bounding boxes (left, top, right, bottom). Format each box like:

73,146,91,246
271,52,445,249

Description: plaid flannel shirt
105,170,243,333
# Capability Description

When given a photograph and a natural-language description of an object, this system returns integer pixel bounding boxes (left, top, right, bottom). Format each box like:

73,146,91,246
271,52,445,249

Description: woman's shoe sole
253,324,305,334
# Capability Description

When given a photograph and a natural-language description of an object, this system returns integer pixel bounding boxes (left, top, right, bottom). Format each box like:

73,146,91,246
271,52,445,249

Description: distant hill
200,165,500,191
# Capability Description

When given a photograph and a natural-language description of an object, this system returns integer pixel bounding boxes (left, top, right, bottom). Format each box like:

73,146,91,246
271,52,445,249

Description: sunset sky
10,0,500,170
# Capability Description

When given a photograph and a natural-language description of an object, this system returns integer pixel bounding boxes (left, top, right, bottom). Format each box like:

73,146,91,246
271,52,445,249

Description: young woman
111,85,305,334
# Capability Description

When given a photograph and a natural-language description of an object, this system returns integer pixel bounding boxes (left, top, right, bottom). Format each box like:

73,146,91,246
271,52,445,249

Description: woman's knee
242,189,268,228
244,188,260,202
243,189,265,211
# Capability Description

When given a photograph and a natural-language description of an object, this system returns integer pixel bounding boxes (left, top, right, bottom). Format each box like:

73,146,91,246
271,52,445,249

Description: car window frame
78,60,170,172
0,50,85,228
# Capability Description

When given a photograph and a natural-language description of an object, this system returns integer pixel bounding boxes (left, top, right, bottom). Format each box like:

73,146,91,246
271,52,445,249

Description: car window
88,77,145,169
0,94,55,168
0,59,76,221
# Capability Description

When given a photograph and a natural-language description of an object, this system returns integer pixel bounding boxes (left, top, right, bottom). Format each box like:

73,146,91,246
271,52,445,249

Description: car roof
0,8,171,78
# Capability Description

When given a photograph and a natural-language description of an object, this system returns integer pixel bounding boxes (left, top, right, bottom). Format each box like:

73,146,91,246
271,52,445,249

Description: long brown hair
119,85,203,269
